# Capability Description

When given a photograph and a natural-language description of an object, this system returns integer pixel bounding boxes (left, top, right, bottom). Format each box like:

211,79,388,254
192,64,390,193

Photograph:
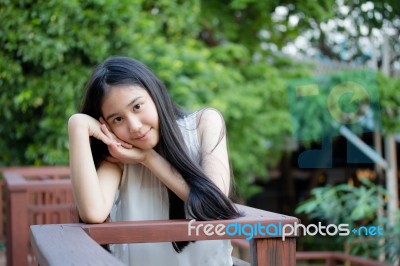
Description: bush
0,1,297,199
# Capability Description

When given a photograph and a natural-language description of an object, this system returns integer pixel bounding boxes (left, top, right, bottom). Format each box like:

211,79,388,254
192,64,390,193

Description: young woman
68,56,241,265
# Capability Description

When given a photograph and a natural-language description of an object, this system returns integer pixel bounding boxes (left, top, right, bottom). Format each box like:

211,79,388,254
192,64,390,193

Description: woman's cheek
112,128,127,141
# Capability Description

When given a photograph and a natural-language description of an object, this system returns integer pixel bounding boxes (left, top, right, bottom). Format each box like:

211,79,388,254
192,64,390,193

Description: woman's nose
128,116,142,132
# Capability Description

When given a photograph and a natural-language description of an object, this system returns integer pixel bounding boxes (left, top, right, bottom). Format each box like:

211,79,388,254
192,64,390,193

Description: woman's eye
113,117,123,123
133,103,142,110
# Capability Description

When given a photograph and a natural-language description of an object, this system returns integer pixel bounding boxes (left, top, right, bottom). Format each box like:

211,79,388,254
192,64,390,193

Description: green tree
0,0,297,198
2,0,399,201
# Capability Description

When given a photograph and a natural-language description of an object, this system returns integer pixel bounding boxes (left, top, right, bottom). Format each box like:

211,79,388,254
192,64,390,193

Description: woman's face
101,85,159,150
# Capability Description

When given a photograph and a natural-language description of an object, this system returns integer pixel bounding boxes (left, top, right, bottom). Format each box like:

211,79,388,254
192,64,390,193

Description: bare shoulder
196,108,226,148
197,107,226,130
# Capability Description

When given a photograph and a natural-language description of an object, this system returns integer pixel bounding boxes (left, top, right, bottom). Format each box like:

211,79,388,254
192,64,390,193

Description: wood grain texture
250,238,296,266
30,225,124,266
3,167,77,266
6,167,300,266
31,204,300,266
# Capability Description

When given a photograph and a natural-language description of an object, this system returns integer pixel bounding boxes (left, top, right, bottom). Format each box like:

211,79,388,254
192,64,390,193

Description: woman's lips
134,128,151,140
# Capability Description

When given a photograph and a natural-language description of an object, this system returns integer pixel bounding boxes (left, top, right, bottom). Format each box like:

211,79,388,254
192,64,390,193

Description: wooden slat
6,176,29,266
82,204,299,245
0,166,70,244
4,167,299,266
32,219,298,266
1,166,70,178
296,251,392,266
0,179,3,242
30,225,124,266
3,169,77,266
6,178,73,192
30,204,300,266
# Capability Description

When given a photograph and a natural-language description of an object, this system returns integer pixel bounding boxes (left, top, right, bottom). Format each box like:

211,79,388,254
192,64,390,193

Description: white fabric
110,112,233,266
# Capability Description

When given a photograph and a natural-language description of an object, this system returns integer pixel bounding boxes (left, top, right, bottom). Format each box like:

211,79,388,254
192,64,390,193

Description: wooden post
5,174,29,266
0,179,3,242
250,238,296,266
3,167,74,266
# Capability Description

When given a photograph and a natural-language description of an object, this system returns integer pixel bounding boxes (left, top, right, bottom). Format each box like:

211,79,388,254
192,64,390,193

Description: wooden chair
31,205,299,265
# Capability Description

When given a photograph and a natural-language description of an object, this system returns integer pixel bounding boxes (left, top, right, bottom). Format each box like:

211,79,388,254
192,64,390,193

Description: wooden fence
4,166,393,265
1,168,71,242
3,166,77,266
4,167,301,266
31,204,299,266
233,239,393,266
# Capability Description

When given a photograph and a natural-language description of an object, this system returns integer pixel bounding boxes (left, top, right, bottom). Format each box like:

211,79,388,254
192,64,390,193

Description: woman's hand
99,117,148,165
68,113,120,146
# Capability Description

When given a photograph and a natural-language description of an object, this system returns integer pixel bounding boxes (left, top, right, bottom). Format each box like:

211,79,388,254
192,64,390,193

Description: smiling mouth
134,128,151,140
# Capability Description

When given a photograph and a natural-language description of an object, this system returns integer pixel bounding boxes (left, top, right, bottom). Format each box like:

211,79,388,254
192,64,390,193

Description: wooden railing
4,166,300,265
296,251,393,266
233,239,393,266
31,205,300,266
3,167,77,266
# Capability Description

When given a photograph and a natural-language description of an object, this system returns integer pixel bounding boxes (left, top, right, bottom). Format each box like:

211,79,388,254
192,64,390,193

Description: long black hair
81,56,241,251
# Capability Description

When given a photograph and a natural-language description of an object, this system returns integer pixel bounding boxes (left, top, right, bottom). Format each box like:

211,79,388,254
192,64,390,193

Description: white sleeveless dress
110,112,233,266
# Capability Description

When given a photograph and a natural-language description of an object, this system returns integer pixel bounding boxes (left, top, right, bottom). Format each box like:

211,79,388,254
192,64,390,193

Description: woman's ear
99,117,109,128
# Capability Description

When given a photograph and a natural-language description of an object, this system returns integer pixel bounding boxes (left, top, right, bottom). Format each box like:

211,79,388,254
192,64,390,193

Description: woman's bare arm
198,108,231,196
68,114,122,223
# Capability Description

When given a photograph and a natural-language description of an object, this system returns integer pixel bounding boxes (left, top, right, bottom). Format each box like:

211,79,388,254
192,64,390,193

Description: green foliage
377,211,400,263
208,45,294,195
333,0,400,65
200,0,336,52
377,73,400,133
0,0,302,199
2,0,399,201
0,0,146,165
295,179,386,226
295,180,400,264
286,70,400,145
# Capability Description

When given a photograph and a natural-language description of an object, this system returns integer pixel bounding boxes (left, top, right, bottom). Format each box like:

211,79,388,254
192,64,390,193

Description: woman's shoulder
193,108,226,148
177,108,225,128
196,107,225,129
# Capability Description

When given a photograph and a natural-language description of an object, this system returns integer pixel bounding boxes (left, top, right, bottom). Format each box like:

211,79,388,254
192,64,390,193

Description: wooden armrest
80,204,298,244
31,225,125,266
31,204,299,265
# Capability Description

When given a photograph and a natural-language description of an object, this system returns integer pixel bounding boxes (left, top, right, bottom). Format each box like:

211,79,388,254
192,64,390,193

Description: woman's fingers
99,118,114,139
100,124,114,139
120,141,133,149
107,143,145,165
91,127,116,146
100,124,126,147
99,117,132,149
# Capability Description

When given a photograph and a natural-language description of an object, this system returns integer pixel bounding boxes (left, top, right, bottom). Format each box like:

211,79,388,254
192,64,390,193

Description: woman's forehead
101,86,149,111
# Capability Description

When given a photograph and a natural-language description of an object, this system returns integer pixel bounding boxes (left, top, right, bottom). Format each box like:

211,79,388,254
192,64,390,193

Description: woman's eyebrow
105,96,143,121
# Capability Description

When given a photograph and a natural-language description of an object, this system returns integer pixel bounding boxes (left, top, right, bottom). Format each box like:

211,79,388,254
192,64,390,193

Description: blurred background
1,0,399,265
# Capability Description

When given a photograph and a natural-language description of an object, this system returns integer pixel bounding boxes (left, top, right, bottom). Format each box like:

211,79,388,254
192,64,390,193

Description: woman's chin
133,142,157,151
